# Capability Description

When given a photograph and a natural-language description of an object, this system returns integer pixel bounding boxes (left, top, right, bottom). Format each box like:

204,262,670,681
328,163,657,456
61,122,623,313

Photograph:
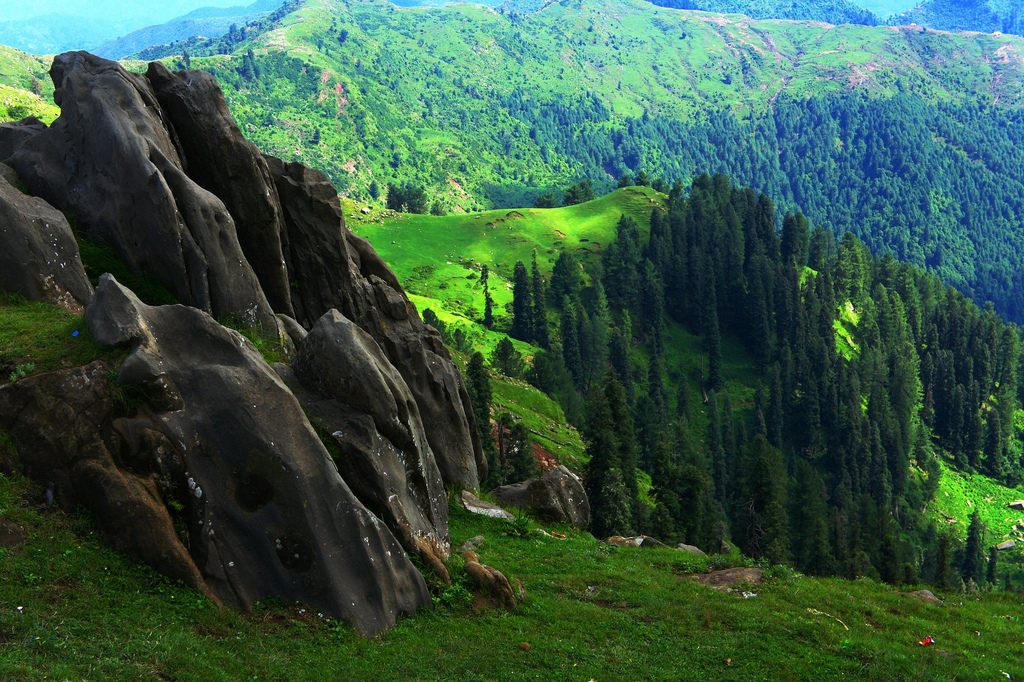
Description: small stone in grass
519,642,530,651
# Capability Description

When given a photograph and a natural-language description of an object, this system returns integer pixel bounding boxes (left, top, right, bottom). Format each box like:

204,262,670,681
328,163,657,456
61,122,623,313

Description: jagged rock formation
0,51,485,491
0,50,492,634
3,52,279,330
281,309,450,581
490,465,590,529
0,360,206,591
85,276,430,634
0,162,92,314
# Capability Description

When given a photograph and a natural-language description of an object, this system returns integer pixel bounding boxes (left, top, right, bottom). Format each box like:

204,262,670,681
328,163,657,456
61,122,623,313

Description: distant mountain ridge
94,0,286,59
0,0,282,55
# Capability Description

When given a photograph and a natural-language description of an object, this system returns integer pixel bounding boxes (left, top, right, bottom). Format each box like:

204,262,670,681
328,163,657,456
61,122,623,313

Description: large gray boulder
0,164,92,313
491,465,590,529
284,309,450,581
3,52,278,329
81,275,430,635
145,62,294,318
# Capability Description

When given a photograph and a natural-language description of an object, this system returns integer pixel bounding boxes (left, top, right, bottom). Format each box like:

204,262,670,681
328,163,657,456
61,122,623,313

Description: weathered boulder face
285,309,450,580
0,164,93,314
2,52,277,329
82,275,430,635
145,62,293,318
0,361,204,591
490,465,590,529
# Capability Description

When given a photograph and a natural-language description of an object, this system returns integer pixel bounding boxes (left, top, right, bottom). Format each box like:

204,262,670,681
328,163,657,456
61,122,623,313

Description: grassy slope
0,293,121,380
197,0,1024,207
0,45,58,124
3,473,1024,680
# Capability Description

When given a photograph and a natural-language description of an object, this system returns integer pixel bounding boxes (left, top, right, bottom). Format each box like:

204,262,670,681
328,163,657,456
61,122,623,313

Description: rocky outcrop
82,276,431,635
676,543,708,557
267,155,486,489
694,567,764,590
906,589,943,606
145,62,294,317
0,164,92,314
284,309,450,581
2,52,278,329
490,465,590,529
0,361,205,592
0,50,489,633
0,50,484,491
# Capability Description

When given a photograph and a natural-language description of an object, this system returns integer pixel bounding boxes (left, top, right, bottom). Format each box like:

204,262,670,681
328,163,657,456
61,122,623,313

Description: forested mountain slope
353,177,1024,591
129,0,1024,322
646,0,878,25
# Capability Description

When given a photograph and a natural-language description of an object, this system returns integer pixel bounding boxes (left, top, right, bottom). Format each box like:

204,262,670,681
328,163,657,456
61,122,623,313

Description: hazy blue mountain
0,0,252,53
94,0,285,59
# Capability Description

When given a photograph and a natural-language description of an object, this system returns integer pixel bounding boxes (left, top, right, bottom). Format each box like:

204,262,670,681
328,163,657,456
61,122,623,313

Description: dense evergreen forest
468,174,1024,589
503,93,1024,323
649,0,878,25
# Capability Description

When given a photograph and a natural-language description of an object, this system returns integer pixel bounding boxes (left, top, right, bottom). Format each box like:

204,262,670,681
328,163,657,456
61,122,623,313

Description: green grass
489,371,586,466
0,45,57,125
929,458,1024,584
0,293,122,381
0,83,58,125
3,472,1024,680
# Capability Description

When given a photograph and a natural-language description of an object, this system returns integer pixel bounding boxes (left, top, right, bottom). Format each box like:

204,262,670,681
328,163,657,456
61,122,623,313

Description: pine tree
504,418,537,483
986,546,999,588
549,250,581,305
492,336,523,378
984,411,1007,480
742,436,790,565
780,212,810,268
481,265,494,328
531,252,549,348
561,300,583,385
962,510,985,585
604,371,640,523
466,352,497,483
510,261,532,341
704,278,723,391
584,381,619,538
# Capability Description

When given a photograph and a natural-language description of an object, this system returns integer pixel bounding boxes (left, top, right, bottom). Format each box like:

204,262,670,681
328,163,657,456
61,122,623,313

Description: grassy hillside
183,0,1024,207
345,187,666,465
0,45,58,123
349,186,665,333
3,472,1024,680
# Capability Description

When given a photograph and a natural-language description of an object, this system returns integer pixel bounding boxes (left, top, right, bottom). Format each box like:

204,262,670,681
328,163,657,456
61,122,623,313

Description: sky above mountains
0,0,245,23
